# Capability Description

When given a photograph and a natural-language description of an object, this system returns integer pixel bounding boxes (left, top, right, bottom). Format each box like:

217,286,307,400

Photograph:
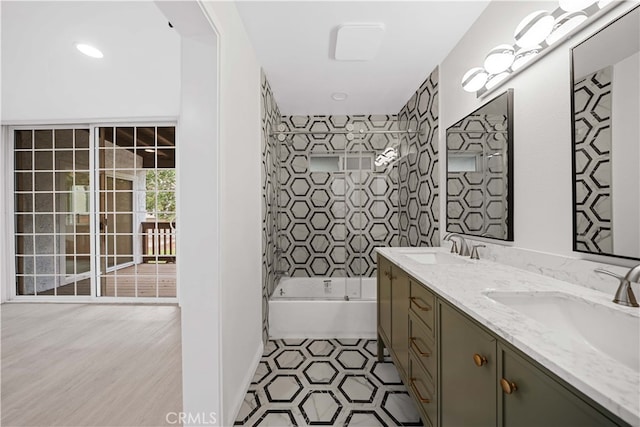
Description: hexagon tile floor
234,339,424,426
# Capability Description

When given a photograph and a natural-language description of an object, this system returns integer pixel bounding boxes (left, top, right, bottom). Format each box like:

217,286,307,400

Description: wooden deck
37,263,176,297
102,263,176,297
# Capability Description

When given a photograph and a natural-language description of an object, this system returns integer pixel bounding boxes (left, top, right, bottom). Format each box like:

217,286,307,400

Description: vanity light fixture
461,0,620,95
514,10,555,47
485,72,511,90
559,0,597,12
461,67,489,92
547,11,588,45
484,44,515,74
511,45,540,71
75,43,103,59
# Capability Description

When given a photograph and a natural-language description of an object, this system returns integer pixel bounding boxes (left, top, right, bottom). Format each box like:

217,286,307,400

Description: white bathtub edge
269,299,377,339
269,332,378,339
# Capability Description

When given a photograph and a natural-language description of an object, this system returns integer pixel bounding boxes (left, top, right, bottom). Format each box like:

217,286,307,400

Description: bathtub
269,277,377,339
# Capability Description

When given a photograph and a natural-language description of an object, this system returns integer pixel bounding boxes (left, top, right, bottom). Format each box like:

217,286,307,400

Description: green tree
146,170,176,221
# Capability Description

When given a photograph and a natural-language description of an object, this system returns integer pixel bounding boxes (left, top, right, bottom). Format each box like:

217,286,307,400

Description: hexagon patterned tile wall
260,67,440,341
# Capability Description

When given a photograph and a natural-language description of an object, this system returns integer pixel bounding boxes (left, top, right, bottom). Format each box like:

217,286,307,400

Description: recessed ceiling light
331,92,348,101
75,43,104,59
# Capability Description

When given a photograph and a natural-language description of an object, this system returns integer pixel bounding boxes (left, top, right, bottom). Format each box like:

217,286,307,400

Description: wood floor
1,303,182,426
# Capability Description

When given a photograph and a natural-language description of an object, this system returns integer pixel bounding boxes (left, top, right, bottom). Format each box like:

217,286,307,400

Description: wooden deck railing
142,221,176,263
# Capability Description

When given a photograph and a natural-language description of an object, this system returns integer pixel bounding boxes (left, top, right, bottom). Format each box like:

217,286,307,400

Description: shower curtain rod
269,129,420,136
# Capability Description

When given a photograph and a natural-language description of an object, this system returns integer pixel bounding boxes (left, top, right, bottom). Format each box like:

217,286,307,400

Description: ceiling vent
334,23,385,61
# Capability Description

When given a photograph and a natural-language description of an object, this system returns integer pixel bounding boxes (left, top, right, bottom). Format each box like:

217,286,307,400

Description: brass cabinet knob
383,271,390,278
500,378,517,394
473,353,488,367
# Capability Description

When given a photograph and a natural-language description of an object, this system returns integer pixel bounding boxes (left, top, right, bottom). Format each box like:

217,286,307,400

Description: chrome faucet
594,264,640,308
444,233,470,257
470,244,486,260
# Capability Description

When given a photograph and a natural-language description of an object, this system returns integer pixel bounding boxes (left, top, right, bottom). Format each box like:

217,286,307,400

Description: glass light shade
511,45,540,71
462,67,489,92
484,44,516,74
546,12,588,45
485,72,510,90
75,43,103,58
559,0,597,12
514,10,554,47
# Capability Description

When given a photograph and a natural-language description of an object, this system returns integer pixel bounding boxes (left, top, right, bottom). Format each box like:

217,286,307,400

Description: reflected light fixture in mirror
462,0,622,97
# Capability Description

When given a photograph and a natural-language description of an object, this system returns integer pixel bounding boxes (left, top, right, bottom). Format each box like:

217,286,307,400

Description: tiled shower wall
260,67,440,338
397,67,440,247
261,70,281,343
278,115,399,278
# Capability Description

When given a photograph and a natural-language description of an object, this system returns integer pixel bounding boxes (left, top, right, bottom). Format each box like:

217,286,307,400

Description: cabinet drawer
410,281,435,337
409,351,437,427
408,311,437,384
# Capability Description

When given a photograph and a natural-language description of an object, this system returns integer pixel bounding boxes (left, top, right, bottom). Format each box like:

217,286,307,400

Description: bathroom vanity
376,247,638,427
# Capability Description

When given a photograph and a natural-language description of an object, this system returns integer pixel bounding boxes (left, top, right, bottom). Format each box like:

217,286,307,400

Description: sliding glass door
12,125,177,299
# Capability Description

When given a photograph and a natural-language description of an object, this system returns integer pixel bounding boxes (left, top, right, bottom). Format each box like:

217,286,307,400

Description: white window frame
2,120,178,304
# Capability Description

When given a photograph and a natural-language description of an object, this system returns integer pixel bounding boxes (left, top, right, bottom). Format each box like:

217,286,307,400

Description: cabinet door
498,344,620,427
377,255,392,347
391,267,410,380
440,302,497,427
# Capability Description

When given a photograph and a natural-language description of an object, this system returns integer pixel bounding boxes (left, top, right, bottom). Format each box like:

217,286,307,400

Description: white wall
611,51,640,257
1,1,180,123
199,2,264,426
440,1,639,260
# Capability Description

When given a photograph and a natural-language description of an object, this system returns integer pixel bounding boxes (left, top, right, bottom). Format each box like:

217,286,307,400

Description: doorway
12,125,177,299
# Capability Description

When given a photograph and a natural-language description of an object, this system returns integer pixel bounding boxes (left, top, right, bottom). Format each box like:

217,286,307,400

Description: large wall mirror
571,5,639,260
446,89,514,241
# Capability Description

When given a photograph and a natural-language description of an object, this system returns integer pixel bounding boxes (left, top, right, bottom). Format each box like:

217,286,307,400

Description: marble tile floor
235,339,423,426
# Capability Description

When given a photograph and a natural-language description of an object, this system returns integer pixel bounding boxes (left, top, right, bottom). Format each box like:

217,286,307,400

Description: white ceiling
1,1,180,122
236,1,490,115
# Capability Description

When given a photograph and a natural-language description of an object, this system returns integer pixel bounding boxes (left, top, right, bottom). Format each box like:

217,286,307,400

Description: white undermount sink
484,290,640,372
399,251,469,265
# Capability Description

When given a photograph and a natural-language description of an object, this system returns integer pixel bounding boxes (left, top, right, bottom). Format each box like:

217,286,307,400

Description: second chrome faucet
444,233,486,259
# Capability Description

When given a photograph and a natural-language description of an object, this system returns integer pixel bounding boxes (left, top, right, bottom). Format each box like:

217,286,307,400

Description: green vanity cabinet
377,255,392,346
376,254,629,427
440,302,497,427
391,267,410,380
497,343,620,427
376,254,410,382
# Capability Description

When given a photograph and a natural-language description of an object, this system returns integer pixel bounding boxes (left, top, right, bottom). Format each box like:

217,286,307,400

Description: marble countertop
376,246,640,426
